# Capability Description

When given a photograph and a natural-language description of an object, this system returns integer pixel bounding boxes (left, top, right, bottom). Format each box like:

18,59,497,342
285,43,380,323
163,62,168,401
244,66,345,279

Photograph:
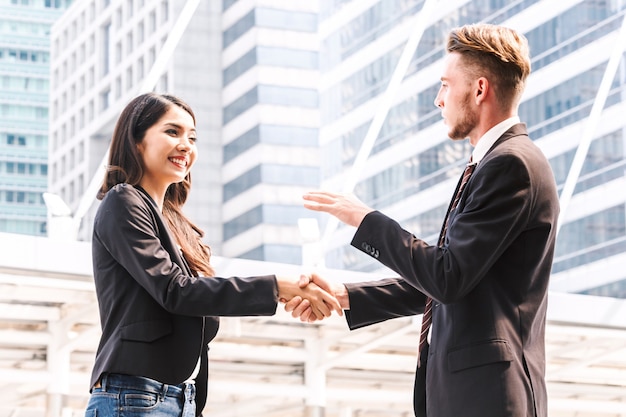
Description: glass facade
223,46,318,86
223,85,318,124
320,0,626,297
224,125,318,163
221,1,320,265
0,0,71,236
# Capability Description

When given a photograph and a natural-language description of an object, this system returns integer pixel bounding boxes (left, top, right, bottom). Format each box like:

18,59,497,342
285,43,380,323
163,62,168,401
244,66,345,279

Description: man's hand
276,275,342,321
303,191,374,227
284,273,350,322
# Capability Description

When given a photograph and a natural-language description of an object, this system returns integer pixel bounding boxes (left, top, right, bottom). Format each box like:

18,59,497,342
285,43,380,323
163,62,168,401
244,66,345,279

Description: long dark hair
99,93,214,277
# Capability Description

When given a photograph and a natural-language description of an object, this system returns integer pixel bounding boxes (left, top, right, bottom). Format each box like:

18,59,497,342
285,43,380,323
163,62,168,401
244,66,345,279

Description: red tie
417,159,476,367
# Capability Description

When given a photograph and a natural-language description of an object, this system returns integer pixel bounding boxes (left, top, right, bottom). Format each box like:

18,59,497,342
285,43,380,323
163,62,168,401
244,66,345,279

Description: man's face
433,52,479,142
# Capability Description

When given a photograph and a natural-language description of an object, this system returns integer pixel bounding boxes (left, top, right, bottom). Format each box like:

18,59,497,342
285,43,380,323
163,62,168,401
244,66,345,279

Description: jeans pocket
84,409,97,417
124,392,159,410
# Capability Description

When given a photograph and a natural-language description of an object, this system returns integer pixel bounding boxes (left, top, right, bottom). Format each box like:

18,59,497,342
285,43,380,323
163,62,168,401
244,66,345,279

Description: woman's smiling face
136,105,197,195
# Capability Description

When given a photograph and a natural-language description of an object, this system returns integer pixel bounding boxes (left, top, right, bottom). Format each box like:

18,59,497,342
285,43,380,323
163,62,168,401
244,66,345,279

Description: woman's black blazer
90,183,279,415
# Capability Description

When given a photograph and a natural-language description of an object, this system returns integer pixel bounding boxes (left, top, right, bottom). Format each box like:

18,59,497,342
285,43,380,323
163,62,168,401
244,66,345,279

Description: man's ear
475,77,489,104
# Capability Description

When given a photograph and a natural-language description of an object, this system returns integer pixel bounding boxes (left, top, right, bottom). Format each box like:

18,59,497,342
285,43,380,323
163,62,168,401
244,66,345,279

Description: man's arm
286,274,426,327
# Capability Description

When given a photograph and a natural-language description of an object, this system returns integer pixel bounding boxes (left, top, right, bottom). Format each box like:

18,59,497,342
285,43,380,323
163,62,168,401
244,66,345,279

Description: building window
223,164,318,202
137,57,144,80
223,165,261,202
88,34,95,55
224,206,263,240
115,76,121,98
223,85,318,124
161,0,168,23
223,124,318,163
148,10,156,33
148,46,155,66
223,10,254,48
115,42,122,64
223,87,258,124
100,89,111,111
79,43,85,64
115,6,122,28
138,21,144,45
256,8,317,32
126,67,133,90
223,47,256,86
101,21,112,76
6,135,27,146
223,0,238,12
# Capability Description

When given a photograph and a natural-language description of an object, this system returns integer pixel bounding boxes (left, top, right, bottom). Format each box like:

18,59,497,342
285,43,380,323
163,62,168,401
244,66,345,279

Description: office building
48,0,223,243
50,0,320,265
220,0,320,264
0,0,71,236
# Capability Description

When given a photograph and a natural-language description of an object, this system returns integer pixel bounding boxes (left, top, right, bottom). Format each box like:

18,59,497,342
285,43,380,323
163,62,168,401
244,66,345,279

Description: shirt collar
471,116,520,164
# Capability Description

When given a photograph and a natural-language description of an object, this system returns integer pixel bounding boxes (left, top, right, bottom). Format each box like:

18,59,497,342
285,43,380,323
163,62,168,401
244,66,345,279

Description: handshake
276,273,349,322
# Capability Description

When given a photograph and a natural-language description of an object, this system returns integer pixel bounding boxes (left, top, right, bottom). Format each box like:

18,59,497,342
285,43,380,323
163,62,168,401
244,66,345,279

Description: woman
85,93,340,417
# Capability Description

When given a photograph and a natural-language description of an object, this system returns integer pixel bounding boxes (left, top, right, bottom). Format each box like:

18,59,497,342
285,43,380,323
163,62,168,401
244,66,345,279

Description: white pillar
46,320,71,417
304,336,326,416
339,406,353,417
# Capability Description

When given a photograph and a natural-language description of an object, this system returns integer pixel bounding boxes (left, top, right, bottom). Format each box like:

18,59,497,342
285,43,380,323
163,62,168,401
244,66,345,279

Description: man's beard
448,92,477,140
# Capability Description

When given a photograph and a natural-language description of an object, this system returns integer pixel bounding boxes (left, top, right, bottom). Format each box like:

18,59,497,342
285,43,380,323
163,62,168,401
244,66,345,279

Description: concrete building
48,0,223,245
220,0,321,264
0,0,71,236
49,0,322,266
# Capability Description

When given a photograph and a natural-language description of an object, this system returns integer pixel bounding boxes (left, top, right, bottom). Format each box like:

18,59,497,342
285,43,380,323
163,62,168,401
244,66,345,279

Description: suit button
361,242,379,258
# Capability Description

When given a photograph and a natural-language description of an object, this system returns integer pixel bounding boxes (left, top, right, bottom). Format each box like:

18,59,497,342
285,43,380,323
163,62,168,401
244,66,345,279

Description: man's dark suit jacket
344,124,559,417
90,184,279,416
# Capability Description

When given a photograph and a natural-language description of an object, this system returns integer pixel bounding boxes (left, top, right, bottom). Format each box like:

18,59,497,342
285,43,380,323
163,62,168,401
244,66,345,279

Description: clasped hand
276,274,343,321
278,273,349,322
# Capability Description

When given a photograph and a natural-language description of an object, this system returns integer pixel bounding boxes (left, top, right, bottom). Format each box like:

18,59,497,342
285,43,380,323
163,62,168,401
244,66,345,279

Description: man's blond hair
447,23,531,109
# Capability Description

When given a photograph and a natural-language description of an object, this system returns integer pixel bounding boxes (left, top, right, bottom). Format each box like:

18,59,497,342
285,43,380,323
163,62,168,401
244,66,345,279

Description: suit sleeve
93,186,278,317
344,278,427,330
350,152,533,304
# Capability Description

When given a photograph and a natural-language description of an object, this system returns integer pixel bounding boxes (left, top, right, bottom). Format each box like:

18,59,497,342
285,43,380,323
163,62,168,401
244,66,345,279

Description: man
290,24,559,417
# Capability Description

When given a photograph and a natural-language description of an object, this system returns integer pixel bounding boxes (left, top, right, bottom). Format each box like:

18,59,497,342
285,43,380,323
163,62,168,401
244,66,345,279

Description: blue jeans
84,373,196,417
